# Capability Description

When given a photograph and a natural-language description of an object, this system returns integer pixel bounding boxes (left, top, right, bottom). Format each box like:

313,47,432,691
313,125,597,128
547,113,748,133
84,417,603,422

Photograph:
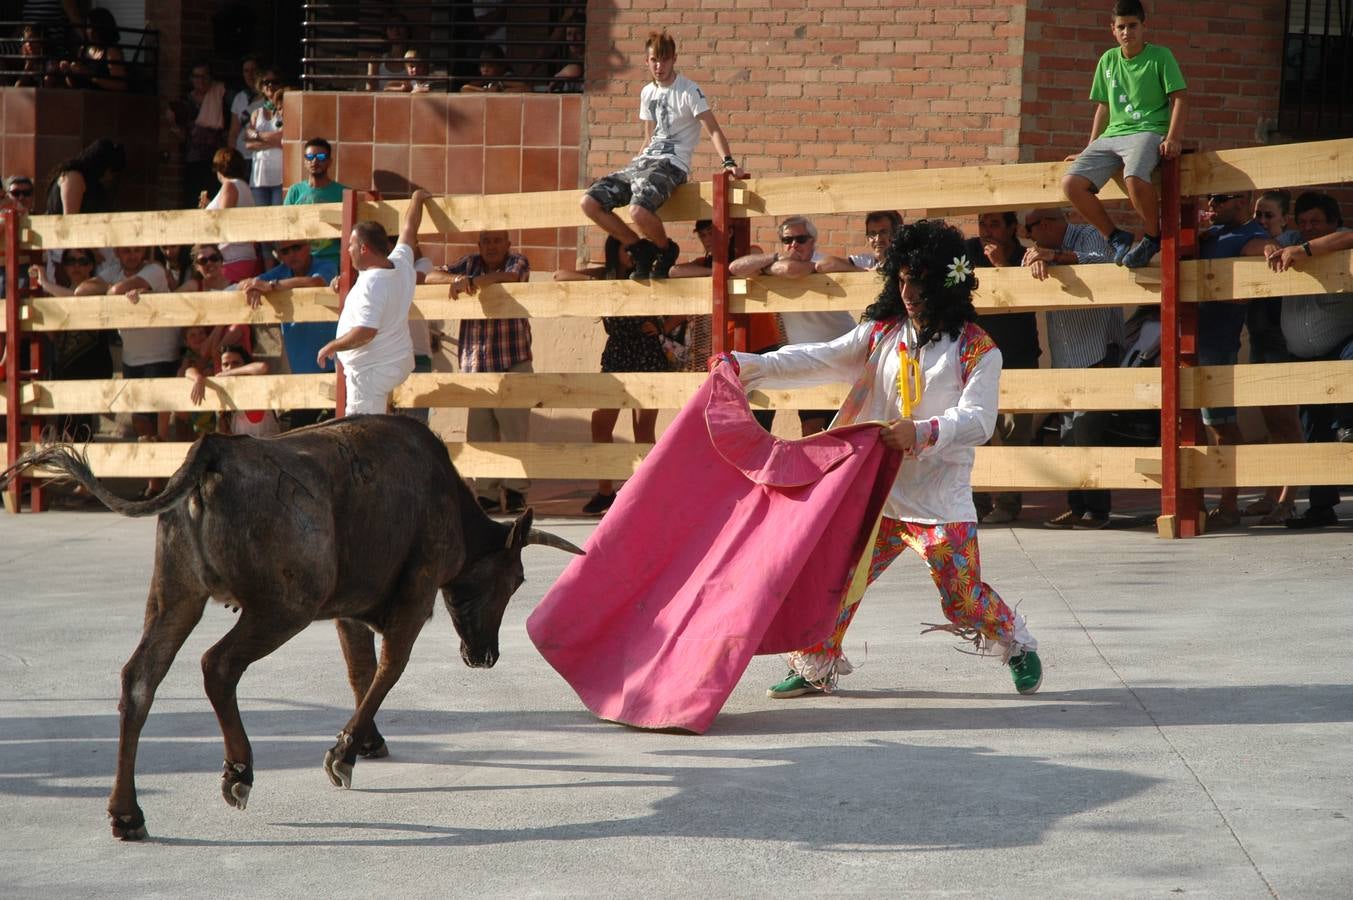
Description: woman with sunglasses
176,243,253,362
244,70,285,207
28,250,114,440
721,219,1043,699
202,148,261,281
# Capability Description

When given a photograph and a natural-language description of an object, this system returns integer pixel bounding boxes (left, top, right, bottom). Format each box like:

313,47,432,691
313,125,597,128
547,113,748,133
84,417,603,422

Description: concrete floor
1,501,1350,898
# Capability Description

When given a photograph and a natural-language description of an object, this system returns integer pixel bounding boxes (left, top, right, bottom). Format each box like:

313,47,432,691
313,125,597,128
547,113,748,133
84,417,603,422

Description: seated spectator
365,17,410,91
728,215,858,435
185,342,275,436
1263,191,1353,529
244,69,285,207
201,148,261,281
425,229,532,513
382,49,434,93
236,239,338,428
1021,207,1123,530
461,47,529,93
62,8,127,91
14,25,60,88
555,237,666,514
967,210,1041,525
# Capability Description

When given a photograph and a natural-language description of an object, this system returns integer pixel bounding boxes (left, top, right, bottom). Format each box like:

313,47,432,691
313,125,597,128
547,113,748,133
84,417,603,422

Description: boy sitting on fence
1061,0,1187,270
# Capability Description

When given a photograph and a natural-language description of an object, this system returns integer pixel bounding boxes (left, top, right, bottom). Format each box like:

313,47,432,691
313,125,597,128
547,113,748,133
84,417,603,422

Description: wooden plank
414,277,716,321
1181,250,1353,303
1181,442,1353,489
23,287,342,331
1182,361,1353,409
733,161,1131,222
24,205,343,251
354,183,716,235
1180,138,1353,197
971,446,1162,491
22,374,335,415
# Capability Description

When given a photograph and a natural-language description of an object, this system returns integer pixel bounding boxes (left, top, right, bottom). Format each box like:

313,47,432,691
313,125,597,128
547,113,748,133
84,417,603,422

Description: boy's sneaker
1122,233,1161,269
767,672,825,699
1008,650,1043,695
651,239,681,279
1108,228,1135,266
628,240,657,280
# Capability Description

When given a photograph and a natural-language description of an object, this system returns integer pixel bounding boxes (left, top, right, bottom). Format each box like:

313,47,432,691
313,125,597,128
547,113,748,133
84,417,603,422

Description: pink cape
527,366,901,733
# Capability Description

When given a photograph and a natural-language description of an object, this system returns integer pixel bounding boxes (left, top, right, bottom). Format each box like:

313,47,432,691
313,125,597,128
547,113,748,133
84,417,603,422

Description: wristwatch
1302,241,1313,256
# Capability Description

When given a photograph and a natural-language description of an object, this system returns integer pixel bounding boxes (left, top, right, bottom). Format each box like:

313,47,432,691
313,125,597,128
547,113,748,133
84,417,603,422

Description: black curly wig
864,218,979,347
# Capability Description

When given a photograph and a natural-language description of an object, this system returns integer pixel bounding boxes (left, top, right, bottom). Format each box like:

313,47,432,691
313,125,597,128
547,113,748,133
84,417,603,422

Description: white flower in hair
944,254,972,288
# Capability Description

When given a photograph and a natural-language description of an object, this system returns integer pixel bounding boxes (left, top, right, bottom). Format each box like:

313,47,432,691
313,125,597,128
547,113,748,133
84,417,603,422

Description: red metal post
335,189,359,417
1157,155,1201,538
3,209,21,513
711,171,731,355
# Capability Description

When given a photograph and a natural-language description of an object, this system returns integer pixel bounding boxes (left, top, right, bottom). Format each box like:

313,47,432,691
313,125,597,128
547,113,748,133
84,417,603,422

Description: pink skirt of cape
526,366,901,733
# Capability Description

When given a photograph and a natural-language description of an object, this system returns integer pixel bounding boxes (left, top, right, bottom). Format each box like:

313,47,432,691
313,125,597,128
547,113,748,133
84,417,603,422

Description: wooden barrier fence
4,139,1353,537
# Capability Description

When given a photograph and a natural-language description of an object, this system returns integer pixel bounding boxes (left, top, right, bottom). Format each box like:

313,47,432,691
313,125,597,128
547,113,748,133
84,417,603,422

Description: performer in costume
726,219,1043,698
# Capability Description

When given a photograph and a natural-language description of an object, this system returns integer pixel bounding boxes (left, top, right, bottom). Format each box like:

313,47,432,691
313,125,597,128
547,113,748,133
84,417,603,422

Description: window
1280,0,1353,137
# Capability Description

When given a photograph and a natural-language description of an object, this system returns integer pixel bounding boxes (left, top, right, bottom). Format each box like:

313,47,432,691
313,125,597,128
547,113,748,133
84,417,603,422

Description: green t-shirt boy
1090,42,1187,138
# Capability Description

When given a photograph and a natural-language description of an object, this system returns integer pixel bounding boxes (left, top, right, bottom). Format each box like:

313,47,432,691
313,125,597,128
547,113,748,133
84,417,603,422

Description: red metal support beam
711,170,731,355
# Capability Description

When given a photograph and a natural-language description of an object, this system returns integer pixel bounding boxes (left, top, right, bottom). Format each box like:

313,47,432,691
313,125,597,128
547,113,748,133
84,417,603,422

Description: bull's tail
0,441,211,518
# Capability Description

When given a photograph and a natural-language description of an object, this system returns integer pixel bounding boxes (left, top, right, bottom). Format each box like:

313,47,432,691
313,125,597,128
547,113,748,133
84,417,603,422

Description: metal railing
0,20,159,94
1280,0,1353,137
300,1,583,92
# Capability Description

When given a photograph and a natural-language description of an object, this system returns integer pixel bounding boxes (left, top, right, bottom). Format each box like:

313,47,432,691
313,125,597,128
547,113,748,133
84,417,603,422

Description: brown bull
0,415,582,841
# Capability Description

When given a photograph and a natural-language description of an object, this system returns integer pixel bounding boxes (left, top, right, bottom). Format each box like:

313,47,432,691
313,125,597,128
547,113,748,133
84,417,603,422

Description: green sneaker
767,672,825,699
1009,650,1042,695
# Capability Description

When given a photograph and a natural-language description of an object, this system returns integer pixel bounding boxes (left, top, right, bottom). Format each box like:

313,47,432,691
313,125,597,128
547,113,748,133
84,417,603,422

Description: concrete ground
2,497,1350,898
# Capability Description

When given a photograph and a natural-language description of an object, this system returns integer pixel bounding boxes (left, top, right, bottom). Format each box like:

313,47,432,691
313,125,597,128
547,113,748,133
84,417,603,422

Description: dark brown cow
0,415,582,841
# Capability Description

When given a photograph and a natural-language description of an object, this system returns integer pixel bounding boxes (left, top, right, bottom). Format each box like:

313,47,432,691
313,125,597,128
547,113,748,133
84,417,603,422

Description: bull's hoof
324,730,356,788
357,735,389,759
110,811,148,841
323,748,354,788
221,759,254,810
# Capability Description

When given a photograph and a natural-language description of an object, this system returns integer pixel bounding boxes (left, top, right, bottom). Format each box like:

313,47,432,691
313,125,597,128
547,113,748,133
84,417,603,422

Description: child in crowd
1062,0,1187,269
183,341,276,436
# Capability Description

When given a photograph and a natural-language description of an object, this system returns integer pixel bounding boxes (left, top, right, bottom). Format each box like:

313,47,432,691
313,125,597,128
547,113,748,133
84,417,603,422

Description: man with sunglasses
2,176,36,298
283,137,347,266
729,215,857,436
1022,207,1124,530
238,239,340,428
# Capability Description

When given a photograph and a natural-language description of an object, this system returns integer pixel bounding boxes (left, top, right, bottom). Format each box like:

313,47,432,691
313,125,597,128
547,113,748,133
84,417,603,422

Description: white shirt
408,256,437,357
780,251,858,345
250,107,283,188
98,259,178,366
735,320,1002,524
206,178,256,265
231,90,264,158
337,243,416,370
637,74,710,174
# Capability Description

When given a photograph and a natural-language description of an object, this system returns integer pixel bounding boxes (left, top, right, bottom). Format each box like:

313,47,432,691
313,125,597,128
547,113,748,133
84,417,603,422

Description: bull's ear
505,507,535,549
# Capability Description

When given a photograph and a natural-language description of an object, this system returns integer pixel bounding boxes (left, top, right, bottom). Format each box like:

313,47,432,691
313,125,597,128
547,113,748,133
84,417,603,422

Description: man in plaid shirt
430,230,532,513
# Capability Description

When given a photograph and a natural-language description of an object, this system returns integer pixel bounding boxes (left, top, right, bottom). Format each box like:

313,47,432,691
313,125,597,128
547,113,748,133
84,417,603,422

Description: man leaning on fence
427,230,533,514
1022,207,1124,530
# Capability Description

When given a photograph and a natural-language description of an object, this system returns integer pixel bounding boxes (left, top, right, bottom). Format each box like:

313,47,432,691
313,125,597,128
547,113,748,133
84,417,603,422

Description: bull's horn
526,529,585,555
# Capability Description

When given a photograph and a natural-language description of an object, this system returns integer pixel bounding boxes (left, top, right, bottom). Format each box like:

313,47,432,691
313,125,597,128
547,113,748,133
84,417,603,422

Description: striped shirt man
1044,224,1125,369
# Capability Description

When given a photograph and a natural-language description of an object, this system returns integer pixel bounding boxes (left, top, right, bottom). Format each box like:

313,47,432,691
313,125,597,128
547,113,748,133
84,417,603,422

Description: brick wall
582,1,1028,255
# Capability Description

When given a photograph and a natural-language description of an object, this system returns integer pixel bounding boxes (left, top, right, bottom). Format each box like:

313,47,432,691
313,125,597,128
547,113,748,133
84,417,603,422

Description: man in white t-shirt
728,215,859,436
317,190,429,415
579,29,748,281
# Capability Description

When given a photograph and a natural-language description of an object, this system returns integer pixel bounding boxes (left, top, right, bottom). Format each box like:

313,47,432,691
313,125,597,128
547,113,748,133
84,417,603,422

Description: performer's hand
707,352,739,374
880,419,917,451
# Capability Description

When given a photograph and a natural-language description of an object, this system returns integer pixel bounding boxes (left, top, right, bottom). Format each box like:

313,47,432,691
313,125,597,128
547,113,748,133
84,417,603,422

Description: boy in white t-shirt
317,189,430,415
580,29,747,281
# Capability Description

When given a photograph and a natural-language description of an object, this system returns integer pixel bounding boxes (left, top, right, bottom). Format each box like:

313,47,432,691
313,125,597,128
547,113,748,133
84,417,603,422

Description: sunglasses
1023,217,1052,231
8,188,32,198
304,151,329,161
62,255,94,266
195,253,223,265
780,233,813,246
276,243,308,254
